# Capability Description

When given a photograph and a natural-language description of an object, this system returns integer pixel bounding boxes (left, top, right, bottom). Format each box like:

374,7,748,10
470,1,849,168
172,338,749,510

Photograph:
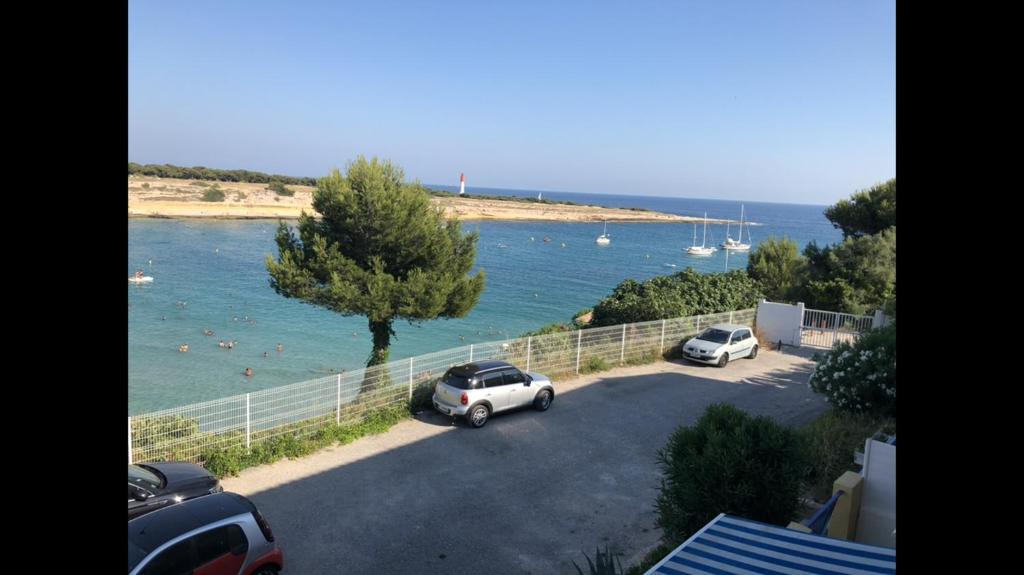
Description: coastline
128,176,744,224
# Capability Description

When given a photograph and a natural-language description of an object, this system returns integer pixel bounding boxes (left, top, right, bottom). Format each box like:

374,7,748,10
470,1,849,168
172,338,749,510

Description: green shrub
809,323,896,417
573,546,624,575
800,409,891,501
586,356,610,373
201,185,226,202
655,403,807,543
268,181,295,196
200,405,409,478
141,182,150,189
235,192,247,201
624,544,672,575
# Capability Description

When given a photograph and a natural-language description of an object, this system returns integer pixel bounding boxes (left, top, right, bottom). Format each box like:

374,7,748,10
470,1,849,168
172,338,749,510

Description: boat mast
702,212,708,248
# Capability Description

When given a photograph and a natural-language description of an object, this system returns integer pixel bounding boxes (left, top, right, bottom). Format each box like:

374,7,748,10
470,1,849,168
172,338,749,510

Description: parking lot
222,347,827,574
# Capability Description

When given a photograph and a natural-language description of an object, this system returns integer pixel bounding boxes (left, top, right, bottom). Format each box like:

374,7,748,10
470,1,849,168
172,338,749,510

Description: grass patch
624,544,673,575
201,405,410,478
191,181,211,187
201,185,226,202
141,183,150,189
799,409,893,501
268,181,295,196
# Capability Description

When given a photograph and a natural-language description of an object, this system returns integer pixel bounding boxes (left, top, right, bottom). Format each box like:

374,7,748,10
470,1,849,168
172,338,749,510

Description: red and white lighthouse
459,172,466,196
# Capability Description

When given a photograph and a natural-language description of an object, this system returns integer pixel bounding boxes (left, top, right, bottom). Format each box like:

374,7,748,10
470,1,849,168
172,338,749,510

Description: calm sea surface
128,189,841,413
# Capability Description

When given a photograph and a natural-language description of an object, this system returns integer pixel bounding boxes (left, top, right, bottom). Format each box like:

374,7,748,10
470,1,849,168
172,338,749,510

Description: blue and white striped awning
646,513,896,575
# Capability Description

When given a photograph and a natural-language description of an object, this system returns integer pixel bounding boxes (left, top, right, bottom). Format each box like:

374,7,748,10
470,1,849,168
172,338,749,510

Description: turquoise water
128,193,841,414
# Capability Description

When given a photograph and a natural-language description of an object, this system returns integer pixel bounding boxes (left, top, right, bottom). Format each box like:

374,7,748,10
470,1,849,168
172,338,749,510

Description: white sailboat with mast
595,220,611,245
686,212,716,256
722,204,752,251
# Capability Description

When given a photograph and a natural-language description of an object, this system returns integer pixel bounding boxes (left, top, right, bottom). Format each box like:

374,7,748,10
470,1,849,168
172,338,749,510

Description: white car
682,324,759,367
432,360,555,428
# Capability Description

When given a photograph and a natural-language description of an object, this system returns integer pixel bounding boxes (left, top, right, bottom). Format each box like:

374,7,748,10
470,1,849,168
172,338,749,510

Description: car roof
128,492,254,553
449,359,513,376
707,323,750,332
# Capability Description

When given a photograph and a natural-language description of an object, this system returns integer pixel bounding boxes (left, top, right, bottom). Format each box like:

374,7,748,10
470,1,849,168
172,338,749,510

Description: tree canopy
589,269,763,327
266,157,485,369
824,179,896,239
745,236,804,302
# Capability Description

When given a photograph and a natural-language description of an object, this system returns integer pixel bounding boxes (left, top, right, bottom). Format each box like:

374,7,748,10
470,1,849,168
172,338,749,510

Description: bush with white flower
810,323,896,417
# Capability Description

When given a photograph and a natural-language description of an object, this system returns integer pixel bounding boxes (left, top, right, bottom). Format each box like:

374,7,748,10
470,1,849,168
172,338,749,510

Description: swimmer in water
203,329,214,336
276,343,284,352
263,351,268,358
179,344,189,353
243,367,253,377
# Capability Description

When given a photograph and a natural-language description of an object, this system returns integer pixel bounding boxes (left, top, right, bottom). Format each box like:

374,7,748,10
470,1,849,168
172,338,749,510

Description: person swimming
243,367,254,377
276,343,284,352
219,340,227,348
134,270,145,279
203,329,214,336
178,344,189,353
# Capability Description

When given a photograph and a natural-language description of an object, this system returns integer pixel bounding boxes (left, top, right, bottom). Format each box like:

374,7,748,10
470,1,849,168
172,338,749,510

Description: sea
128,188,842,414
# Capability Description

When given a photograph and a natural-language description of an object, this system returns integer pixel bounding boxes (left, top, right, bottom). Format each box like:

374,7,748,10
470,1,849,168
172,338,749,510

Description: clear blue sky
129,0,894,204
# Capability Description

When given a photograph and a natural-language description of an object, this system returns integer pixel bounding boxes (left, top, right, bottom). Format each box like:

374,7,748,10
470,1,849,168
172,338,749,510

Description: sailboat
686,212,716,256
721,204,752,251
595,221,611,245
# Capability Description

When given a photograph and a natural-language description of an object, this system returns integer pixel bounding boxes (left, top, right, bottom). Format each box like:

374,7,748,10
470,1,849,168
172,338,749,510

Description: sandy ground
128,176,739,224
220,348,825,575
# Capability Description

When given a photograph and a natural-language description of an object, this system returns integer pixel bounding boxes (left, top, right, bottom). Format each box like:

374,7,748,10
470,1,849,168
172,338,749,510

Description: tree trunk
362,319,394,396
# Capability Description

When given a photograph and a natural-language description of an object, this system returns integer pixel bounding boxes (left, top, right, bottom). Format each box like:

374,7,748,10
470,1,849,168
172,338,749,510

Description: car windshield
129,464,164,490
696,329,731,344
442,370,474,390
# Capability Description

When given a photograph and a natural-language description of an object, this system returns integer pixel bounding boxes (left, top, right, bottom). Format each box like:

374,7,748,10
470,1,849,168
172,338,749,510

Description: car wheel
748,345,758,359
717,353,729,367
468,404,490,428
534,390,553,411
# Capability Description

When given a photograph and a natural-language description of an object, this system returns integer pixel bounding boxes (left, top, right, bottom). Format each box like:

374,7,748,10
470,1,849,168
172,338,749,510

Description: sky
128,0,895,205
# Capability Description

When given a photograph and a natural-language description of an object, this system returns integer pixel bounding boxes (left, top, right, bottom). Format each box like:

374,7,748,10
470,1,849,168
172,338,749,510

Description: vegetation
268,181,295,196
746,179,895,315
746,236,804,302
266,157,486,386
200,406,408,478
796,228,896,315
590,269,763,327
573,546,625,575
128,162,316,186
201,185,226,202
624,544,673,575
809,322,896,418
800,409,893,501
824,179,896,239
654,403,807,544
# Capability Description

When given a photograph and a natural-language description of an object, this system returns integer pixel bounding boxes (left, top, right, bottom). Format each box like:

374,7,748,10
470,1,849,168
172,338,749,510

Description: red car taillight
252,509,275,543
460,392,468,405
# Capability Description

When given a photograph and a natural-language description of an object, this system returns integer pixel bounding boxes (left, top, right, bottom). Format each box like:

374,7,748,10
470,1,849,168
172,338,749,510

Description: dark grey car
129,462,223,520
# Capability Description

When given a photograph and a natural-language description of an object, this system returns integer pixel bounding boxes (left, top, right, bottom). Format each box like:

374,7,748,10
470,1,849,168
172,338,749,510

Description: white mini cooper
432,360,555,428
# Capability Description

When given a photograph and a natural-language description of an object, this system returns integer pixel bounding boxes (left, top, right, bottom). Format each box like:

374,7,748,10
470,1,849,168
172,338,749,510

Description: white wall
755,300,804,347
856,439,896,548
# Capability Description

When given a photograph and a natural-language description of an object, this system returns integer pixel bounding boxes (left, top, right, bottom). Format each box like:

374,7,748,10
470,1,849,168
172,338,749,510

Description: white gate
801,308,874,349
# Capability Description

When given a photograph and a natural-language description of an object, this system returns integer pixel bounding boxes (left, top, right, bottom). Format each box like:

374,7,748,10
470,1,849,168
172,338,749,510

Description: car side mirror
131,487,152,501
524,374,532,386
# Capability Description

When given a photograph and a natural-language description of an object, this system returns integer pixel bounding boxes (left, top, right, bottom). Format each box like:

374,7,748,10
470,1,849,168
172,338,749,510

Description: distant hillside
128,163,317,186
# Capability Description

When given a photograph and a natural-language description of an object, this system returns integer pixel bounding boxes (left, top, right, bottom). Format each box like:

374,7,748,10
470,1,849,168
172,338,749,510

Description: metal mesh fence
130,308,755,464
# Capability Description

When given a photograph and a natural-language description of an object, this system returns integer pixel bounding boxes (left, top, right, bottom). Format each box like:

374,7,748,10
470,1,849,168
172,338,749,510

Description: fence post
729,310,734,323
660,319,666,352
620,323,626,363
245,393,251,451
336,373,342,424
128,416,133,465
408,357,414,401
796,302,805,348
575,329,582,375
469,344,474,362
526,336,532,371
873,309,886,330
697,315,701,331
